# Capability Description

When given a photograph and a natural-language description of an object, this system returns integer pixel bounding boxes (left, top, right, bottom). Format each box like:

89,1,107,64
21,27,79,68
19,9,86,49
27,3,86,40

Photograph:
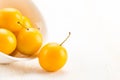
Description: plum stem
60,32,71,46
17,21,29,30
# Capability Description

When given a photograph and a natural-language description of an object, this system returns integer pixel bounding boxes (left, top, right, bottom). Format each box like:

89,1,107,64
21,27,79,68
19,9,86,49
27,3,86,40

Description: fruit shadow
0,61,67,76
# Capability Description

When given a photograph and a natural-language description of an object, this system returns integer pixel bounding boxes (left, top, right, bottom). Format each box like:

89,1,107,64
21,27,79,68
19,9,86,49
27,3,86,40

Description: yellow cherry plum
38,32,71,72
0,28,17,54
17,27,43,55
0,8,23,32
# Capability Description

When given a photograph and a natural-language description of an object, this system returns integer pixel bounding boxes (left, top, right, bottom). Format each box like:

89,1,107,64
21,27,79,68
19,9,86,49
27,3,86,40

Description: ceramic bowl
0,0,47,64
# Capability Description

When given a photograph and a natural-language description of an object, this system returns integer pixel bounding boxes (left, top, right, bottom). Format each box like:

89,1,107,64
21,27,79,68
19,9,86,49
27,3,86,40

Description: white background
0,0,120,80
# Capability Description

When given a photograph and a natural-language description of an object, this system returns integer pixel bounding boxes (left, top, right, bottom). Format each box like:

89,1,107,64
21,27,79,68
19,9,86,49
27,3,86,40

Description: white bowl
0,0,47,64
